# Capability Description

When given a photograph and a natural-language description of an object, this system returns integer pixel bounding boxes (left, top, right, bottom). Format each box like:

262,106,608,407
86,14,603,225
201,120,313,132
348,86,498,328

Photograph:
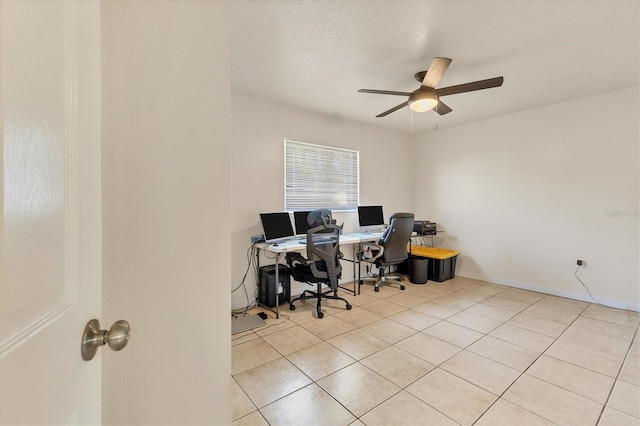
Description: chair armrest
285,252,312,267
361,242,384,263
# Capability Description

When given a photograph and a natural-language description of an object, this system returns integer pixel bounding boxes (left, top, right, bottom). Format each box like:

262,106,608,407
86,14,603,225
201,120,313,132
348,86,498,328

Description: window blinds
285,139,359,211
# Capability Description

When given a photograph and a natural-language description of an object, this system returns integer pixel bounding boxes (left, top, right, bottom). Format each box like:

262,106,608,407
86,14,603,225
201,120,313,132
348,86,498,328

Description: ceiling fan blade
421,57,452,88
434,100,452,115
358,89,412,96
376,101,409,117
436,76,504,97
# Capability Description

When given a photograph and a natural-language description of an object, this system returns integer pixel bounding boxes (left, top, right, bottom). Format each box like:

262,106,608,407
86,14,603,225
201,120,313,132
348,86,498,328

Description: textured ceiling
231,0,639,134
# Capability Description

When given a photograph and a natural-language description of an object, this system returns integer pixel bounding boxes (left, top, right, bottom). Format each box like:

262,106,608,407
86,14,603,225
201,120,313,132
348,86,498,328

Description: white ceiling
231,0,639,135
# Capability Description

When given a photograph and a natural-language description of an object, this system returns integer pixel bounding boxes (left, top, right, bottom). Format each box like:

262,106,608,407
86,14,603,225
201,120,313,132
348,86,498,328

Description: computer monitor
358,205,385,227
293,211,312,235
259,212,295,242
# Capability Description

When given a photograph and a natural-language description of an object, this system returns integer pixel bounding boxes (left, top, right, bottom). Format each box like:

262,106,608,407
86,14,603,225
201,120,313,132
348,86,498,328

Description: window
285,139,359,211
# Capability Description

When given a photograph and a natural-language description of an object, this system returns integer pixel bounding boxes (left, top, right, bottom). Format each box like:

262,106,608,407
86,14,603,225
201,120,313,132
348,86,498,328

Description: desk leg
338,253,357,297
274,253,281,319
353,244,361,295
352,245,357,294
357,243,362,295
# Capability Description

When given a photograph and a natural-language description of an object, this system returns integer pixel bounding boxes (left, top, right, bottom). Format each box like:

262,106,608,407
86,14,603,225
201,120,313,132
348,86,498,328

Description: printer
413,220,437,236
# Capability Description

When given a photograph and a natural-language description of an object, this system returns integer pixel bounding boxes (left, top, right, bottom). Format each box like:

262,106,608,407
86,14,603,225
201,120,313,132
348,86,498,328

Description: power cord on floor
575,264,601,305
231,243,260,317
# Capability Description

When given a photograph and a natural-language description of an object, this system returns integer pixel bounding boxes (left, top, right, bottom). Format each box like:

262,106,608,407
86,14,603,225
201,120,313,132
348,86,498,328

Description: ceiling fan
358,57,504,117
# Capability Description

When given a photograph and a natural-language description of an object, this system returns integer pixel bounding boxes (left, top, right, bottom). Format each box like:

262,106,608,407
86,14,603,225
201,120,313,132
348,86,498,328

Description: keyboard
347,231,384,239
267,236,336,250
267,237,304,246
310,236,336,243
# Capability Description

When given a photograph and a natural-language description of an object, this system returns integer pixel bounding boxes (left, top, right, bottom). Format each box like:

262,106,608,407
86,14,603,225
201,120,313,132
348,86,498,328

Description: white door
1,1,103,424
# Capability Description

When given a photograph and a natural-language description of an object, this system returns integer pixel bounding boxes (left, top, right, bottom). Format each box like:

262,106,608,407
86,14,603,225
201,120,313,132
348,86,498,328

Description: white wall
231,93,413,309
101,1,231,424
412,87,639,310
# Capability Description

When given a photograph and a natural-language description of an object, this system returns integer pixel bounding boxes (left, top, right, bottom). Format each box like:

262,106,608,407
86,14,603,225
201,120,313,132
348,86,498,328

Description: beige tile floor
231,277,640,425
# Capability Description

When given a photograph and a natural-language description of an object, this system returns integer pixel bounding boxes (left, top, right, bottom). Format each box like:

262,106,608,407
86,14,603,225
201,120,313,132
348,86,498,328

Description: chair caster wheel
318,311,324,319
374,287,380,292
358,280,363,285
346,304,352,310
289,304,296,311
400,285,406,290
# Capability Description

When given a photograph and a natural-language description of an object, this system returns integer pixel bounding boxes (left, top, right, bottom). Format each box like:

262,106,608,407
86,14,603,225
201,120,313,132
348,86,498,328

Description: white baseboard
458,271,640,313
233,271,640,313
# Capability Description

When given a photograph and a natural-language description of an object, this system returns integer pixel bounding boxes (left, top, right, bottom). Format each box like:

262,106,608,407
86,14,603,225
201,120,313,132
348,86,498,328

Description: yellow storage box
407,246,459,282
409,246,459,259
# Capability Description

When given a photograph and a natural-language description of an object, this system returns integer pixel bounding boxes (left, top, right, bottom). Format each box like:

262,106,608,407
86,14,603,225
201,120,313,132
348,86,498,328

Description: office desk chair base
360,272,406,293
290,282,352,319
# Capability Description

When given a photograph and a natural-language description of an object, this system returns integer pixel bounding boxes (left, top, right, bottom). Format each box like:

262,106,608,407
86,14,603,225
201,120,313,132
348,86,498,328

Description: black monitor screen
358,205,385,227
259,212,295,242
293,211,312,235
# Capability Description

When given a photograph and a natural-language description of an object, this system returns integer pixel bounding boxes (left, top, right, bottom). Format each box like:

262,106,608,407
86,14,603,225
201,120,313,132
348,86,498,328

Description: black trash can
409,256,428,284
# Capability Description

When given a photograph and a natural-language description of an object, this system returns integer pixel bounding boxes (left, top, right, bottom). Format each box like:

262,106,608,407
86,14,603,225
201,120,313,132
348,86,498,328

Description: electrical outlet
251,234,265,244
576,259,584,266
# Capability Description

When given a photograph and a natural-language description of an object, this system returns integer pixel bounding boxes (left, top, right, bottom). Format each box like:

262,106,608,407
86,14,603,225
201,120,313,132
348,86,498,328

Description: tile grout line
236,283,525,423
469,300,604,426
462,296,590,426
231,281,639,425
435,287,566,426
594,324,640,424
357,283,523,425
250,289,464,424
385,284,545,425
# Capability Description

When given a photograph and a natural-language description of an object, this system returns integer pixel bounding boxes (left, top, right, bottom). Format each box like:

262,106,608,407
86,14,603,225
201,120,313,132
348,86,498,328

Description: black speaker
259,265,290,308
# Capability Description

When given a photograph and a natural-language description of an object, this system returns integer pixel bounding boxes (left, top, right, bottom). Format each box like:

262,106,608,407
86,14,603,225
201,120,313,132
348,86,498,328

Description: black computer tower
258,264,291,308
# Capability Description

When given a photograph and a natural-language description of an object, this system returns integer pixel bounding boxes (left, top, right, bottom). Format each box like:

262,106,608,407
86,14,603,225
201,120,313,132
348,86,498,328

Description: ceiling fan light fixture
409,91,438,112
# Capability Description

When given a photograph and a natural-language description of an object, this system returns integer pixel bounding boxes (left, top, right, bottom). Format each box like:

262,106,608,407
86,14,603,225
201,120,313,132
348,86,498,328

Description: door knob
81,319,131,361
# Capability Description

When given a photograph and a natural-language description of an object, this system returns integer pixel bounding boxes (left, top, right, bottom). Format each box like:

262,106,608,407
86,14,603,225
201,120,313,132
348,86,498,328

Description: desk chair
286,209,352,319
360,212,415,292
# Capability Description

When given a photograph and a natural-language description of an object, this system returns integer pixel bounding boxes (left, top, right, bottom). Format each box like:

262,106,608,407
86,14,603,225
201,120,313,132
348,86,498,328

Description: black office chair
286,209,352,319
360,212,415,292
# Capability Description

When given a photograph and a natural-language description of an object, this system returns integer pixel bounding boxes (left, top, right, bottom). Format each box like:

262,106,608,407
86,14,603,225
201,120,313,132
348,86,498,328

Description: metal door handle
81,319,130,361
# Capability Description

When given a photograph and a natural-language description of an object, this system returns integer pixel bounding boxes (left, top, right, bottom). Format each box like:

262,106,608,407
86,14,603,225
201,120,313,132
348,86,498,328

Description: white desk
256,231,384,318
344,232,385,296
344,231,385,242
